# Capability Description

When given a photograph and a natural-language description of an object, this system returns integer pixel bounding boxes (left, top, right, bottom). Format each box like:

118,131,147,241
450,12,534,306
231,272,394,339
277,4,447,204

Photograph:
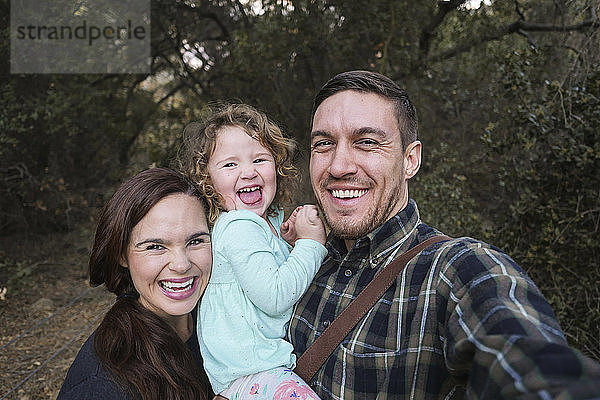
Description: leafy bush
483,48,600,358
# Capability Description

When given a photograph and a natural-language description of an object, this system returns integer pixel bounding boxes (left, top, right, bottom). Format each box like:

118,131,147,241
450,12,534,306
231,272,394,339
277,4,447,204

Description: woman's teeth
160,278,194,292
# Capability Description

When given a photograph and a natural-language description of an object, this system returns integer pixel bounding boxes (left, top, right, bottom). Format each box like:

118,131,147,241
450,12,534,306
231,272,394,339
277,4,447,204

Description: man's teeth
160,278,194,292
332,189,367,199
238,186,260,193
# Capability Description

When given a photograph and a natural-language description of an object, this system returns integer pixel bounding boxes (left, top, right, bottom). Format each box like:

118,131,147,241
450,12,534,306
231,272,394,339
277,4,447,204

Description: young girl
181,104,327,400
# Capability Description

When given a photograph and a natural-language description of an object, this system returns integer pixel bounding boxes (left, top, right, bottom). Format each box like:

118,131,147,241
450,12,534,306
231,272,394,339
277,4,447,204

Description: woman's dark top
57,315,207,399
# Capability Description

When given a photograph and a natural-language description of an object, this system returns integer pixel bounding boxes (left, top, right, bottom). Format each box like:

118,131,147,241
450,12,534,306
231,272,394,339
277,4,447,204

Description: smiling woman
57,168,213,400
122,193,212,326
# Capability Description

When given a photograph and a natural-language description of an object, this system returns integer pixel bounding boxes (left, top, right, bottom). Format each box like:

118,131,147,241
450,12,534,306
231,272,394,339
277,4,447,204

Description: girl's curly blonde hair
179,103,299,225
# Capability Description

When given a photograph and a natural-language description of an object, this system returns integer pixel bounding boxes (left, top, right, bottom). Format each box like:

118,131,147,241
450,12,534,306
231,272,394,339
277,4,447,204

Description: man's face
310,90,420,240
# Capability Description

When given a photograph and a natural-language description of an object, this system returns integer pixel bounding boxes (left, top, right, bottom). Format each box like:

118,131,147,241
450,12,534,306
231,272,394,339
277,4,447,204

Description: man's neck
344,239,355,252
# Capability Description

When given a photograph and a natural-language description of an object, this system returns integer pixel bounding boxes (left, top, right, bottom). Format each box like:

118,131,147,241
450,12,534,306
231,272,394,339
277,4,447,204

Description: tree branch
427,16,599,64
156,83,186,106
174,2,232,41
420,0,469,57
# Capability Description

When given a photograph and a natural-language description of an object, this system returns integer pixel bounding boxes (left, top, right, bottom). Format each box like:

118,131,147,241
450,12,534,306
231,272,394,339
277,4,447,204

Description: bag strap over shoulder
294,235,451,383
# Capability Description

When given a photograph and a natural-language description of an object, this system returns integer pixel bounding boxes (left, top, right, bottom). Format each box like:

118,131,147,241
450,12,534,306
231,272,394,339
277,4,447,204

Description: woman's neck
164,312,193,342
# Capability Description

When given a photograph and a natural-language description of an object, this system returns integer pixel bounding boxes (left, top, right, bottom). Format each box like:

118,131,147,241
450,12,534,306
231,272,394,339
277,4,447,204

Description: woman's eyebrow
134,238,165,247
187,232,210,242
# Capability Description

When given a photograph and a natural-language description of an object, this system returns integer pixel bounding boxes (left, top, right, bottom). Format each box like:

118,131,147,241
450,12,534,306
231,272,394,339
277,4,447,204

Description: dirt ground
0,227,113,400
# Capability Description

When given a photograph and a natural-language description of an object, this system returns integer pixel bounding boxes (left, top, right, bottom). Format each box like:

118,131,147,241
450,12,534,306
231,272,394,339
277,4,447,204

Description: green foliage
0,74,159,233
483,47,600,357
412,142,485,239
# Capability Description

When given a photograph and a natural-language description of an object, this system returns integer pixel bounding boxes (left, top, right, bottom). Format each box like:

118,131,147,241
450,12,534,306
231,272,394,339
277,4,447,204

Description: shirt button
344,269,352,277
323,320,331,328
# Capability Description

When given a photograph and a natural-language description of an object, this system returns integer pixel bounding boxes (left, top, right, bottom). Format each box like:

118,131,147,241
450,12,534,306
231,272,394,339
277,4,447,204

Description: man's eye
312,140,333,150
357,138,378,146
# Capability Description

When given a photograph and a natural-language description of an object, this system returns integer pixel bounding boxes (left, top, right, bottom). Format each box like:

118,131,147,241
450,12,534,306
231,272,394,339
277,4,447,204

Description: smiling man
288,70,600,399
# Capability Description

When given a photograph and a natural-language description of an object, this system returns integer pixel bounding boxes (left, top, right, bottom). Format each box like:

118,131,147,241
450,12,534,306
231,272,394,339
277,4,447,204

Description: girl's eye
222,162,235,168
253,158,266,163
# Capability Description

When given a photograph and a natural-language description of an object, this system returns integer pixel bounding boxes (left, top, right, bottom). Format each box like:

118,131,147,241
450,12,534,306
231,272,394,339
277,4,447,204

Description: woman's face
123,193,211,323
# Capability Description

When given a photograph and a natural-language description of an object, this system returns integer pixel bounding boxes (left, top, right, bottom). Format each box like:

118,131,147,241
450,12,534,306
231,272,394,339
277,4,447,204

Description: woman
58,167,214,400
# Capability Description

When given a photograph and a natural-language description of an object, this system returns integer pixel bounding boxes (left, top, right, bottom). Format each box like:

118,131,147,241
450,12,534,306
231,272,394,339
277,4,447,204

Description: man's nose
327,145,358,178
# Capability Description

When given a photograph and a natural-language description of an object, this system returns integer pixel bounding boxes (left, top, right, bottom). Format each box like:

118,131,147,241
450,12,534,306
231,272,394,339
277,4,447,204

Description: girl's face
207,126,277,219
123,193,212,326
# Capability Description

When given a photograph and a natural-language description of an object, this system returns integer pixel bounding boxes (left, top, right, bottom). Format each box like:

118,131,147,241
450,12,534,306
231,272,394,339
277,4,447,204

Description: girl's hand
281,206,302,245
295,205,326,245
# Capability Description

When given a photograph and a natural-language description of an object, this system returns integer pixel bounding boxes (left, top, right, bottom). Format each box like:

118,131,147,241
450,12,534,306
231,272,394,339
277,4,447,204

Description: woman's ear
119,256,128,268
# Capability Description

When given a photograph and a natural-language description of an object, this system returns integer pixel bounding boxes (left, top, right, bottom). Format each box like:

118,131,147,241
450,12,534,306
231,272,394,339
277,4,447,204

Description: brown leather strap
294,235,451,383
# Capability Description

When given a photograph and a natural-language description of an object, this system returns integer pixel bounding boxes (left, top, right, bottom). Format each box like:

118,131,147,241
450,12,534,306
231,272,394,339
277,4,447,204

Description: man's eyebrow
353,127,387,138
311,127,388,140
310,130,332,140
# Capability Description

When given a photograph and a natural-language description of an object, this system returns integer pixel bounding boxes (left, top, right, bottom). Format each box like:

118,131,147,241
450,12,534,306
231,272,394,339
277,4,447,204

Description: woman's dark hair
312,70,418,150
89,167,212,400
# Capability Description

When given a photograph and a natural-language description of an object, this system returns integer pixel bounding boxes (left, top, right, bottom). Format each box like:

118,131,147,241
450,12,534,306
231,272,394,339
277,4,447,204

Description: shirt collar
325,199,421,268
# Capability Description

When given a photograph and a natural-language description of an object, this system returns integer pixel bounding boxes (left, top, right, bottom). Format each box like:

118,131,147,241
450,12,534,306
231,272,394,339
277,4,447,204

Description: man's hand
295,205,326,245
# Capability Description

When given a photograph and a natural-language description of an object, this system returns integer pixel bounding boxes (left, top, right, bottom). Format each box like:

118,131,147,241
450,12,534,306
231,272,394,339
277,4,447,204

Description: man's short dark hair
312,70,418,149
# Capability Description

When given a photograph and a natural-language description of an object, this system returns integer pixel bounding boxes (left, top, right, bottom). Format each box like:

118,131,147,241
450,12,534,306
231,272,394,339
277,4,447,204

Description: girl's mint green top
197,208,327,394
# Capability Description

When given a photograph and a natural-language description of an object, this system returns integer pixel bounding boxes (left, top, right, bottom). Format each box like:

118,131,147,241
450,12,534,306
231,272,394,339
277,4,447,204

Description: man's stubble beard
313,175,406,240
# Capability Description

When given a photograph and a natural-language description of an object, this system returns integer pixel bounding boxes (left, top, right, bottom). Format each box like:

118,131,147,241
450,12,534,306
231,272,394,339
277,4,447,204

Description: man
288,70,600,399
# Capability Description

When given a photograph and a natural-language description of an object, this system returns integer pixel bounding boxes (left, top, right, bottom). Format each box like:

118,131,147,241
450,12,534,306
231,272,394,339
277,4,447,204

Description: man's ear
404,140,422,180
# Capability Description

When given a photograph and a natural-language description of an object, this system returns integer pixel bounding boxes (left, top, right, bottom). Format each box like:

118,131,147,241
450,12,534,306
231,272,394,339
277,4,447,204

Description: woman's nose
169,250,192,273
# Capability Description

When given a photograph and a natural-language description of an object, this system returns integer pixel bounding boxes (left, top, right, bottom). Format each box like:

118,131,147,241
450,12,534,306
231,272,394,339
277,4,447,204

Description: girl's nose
240,163,258,179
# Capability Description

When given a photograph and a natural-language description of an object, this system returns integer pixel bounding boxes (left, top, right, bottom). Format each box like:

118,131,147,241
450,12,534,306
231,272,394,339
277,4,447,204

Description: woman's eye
145,244,163,251
189,236,210,246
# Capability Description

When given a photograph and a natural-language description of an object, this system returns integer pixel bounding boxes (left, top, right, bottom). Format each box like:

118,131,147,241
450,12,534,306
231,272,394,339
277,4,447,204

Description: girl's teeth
238,186,260,193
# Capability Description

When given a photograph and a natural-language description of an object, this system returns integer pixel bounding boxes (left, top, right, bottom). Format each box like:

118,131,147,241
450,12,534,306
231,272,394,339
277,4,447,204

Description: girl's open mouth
237,185,263,205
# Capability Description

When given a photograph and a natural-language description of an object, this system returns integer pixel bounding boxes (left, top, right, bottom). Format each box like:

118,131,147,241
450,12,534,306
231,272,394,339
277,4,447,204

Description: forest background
1,0,599,395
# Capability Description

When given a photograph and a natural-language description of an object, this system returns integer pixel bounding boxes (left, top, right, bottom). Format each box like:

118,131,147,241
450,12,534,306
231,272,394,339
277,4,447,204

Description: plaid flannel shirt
288,199,600,399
